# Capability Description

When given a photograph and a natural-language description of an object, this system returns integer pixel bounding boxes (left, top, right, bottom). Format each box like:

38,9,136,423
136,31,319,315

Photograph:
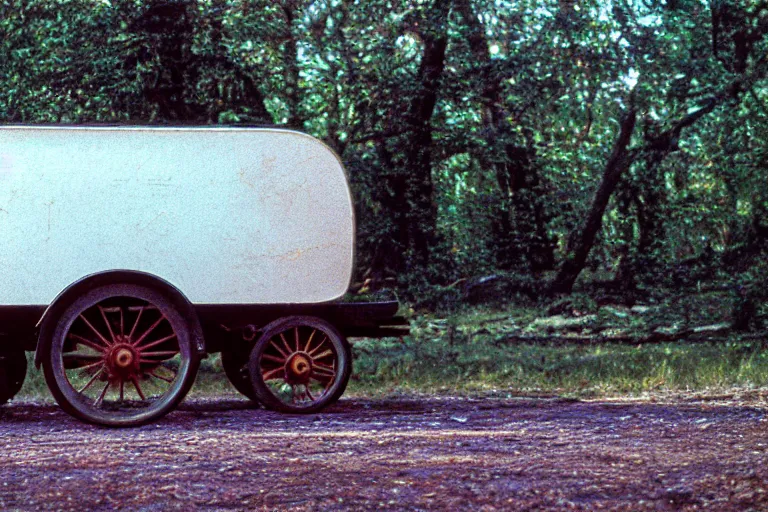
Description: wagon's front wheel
248,316,351,413
42,283,200,427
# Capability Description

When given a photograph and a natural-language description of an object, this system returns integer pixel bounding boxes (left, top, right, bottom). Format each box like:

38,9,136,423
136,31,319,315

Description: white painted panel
0,127,354,305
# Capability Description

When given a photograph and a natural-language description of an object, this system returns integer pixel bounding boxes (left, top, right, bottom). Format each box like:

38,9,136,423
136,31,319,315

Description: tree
3,0,768,302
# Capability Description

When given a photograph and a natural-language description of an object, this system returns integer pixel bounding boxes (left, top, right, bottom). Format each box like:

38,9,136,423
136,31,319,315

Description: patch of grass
348,336,768,398
12,296,768,402
14,339,768,402
188,355,244,398
16,353,51,402
347,302,768,398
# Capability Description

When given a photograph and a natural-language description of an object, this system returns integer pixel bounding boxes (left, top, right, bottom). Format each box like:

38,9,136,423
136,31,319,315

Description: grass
348,334,768,399
13,294,768,403
345,296,768,399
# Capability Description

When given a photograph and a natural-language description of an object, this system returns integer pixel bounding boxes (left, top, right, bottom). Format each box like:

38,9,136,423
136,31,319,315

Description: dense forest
1,0,767,315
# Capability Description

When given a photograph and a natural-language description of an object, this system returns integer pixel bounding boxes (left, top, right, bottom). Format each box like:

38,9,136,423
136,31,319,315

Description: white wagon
0,126,406,426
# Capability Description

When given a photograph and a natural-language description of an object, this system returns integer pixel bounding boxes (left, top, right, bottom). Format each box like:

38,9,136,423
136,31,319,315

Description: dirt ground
0,395,766,511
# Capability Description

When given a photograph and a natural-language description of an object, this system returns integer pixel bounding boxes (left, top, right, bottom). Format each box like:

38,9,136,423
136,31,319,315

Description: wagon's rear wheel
221,344,258,401
0,350,27,405
248,316,351,413
42,283,200,427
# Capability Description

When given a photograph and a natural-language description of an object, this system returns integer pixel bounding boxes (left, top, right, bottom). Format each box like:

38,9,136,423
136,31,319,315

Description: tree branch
551,107,638,294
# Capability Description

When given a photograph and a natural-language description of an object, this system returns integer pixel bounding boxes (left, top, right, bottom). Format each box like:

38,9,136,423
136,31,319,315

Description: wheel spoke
269,339,289,358
131,377,146,400
305,385,314,401
68,333,107,353
135,333,177,351
78,369,104,394
312,365,336,378
310,374,332,385
261,353,286,364
304,329,317,353
307,337,328,357
98,305,117,344
262,367,283,381
279,333,292,355
139,350,179,358
127,306,145,340
94,381,110,406
312,349,334,360
119,380,124,402
132,315,166,347
314,361,336,371
75,361,105,375
156,360,180,372
63,353,104,369
77,316,112,348
147,369,174,383
139,359,173,365
294,327,300,352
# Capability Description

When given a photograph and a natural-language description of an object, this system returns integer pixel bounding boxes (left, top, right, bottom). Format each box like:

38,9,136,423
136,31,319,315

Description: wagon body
0,126,354,306
0,126,406,426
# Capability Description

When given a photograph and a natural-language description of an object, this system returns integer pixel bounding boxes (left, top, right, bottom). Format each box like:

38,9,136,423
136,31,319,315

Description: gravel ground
1,395,767,511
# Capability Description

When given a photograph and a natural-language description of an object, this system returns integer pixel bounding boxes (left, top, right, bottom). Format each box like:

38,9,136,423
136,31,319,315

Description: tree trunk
551,108,638,294
399,5,449,272
628,96,722,280
280,1,304,128
455,0,555,272
372,141,408,279
633,153,667,272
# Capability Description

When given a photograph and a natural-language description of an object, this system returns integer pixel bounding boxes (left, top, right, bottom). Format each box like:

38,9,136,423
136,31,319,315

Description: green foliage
351,337,768,397
348,301,768,397
15,294,767,401
1,0,768,300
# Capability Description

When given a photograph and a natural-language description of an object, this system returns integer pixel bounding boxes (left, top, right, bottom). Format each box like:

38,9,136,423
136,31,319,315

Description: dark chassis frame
0,301,410,355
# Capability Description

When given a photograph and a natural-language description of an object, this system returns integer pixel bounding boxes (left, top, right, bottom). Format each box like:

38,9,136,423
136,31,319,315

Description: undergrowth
348,335,768,398
13,296,768,402
347,299,768,398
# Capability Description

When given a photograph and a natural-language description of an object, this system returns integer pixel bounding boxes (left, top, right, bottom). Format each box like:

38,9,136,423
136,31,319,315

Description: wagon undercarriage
0,300,408,426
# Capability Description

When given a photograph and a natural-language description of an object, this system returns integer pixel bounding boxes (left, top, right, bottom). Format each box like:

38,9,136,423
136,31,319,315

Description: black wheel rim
49,285,194,426
250,318,347,411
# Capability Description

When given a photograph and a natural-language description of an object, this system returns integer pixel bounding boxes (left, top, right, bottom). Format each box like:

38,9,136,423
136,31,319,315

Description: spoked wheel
0,351,27,405
42,283,200,427
221,344,258,401
248,316,351,413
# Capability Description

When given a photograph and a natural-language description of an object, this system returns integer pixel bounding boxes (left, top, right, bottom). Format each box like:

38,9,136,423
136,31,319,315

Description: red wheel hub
285,352,312,384
107,343,139,376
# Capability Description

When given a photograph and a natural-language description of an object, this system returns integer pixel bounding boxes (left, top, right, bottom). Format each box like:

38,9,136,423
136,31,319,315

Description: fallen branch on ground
492,323,760,346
